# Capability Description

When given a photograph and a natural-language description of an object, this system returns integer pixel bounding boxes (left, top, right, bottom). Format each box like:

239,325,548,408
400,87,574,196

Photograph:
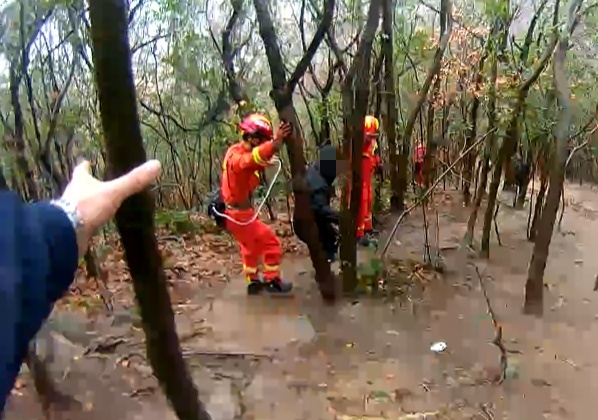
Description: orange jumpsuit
221,141,281,282
350,138,380,238
413,143,426,186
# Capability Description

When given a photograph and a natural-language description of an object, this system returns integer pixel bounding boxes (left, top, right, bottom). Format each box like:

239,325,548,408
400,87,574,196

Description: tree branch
380,129,496,257
288,0,335,91
132,32,171,54
565,125,598,168
217,0,249,104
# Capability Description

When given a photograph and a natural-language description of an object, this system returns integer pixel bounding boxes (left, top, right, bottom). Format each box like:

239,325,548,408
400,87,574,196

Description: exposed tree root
474,265,508,384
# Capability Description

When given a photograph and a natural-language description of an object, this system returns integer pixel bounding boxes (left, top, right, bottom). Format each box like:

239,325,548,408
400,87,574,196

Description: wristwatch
50,198,84,231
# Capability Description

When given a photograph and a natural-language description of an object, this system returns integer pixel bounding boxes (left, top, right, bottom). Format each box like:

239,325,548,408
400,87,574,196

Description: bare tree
253,0,337,300
339,0,381,291
381,0,401,210
88,0,211,418
524,0,584,315
395,0,452,210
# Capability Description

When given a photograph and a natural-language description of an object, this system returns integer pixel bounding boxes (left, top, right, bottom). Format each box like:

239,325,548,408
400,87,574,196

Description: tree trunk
320,95,332,146
481,0,563,257
396,0,451,209
479,16,512,258
464,157,490,247
8,64,38,201
462,60,484,206
480,138,505,257
88,1,211,418
464,31,499,247
524,0,582,314
381,0,401,210
253,0,337,300
373,49,383,214
486,97,524,206
529,171,547,241
423,0,448,191
338,0,381,292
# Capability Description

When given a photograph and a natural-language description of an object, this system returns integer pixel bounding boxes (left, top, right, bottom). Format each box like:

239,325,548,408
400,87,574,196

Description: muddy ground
5,181,598,420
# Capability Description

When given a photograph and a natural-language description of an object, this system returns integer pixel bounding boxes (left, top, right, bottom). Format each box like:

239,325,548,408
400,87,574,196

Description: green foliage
357,255,383,292
1,0,598,211
155,210,197,234
484,0,510,21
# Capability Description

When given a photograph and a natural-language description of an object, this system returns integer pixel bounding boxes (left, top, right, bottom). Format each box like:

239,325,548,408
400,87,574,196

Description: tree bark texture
88,0,211,418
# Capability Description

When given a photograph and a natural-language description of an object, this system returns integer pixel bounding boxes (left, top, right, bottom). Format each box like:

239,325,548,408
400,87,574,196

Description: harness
211,155,282,226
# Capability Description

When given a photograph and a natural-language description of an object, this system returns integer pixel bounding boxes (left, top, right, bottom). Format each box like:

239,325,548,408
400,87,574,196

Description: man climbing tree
213,113,293,294
513,152,531,208
351,115,381,246
294,144,340,263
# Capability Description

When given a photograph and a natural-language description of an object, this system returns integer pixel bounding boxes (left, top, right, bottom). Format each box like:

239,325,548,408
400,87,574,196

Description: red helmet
364,115,380,135
238,113,273,139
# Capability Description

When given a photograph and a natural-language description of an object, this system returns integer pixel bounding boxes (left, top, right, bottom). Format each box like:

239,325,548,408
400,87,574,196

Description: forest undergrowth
8,184,598,420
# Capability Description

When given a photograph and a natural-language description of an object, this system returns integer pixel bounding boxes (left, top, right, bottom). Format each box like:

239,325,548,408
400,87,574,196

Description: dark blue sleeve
0,191,78,412
311,188,339,224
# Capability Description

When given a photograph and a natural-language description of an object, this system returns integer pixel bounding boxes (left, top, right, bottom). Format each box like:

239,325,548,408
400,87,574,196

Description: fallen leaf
369,390,391,400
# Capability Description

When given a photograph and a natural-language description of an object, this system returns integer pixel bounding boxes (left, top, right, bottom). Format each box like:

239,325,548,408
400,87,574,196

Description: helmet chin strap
245,136,269,148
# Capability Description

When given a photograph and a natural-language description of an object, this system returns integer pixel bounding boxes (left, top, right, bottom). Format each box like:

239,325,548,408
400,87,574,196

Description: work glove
274,121,292,142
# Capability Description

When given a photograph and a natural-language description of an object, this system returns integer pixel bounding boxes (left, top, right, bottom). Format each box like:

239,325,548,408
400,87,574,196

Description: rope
212,156,282,226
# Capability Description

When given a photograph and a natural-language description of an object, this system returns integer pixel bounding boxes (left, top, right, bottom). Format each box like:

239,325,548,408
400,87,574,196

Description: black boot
265,278,293,294
358,236,371,247
247,278,264,295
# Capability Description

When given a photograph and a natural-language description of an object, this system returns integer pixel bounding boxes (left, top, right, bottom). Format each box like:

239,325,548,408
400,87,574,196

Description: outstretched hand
61,159,162,256
274,121,292,142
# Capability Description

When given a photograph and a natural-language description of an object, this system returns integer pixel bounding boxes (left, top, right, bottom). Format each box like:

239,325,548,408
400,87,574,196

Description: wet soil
6,182,598,419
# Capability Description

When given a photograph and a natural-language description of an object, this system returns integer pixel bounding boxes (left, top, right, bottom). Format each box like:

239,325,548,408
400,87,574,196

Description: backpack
207,188,226,228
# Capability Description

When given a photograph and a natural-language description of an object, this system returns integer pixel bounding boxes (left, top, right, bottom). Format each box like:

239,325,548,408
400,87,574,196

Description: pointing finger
107,160,162,202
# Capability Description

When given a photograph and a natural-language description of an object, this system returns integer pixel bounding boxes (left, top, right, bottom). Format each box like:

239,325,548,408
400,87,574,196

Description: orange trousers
350,182,373,238
225,208,281,281
414,162,424,186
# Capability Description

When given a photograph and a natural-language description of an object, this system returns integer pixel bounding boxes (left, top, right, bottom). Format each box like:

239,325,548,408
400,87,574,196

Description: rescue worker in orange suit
351,115,381,246
413,140,426,188
220,113,293,295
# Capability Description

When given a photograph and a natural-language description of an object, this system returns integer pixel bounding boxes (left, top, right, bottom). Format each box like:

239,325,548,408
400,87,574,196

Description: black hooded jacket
305,145,338,224
513,154,531,184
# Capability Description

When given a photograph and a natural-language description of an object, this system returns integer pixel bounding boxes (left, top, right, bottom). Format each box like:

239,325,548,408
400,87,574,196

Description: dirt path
6,183,598,419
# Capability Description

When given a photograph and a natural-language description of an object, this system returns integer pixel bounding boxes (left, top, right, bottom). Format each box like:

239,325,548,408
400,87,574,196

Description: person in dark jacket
294,145,339,262
0,159,161,413
513,152,531,207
